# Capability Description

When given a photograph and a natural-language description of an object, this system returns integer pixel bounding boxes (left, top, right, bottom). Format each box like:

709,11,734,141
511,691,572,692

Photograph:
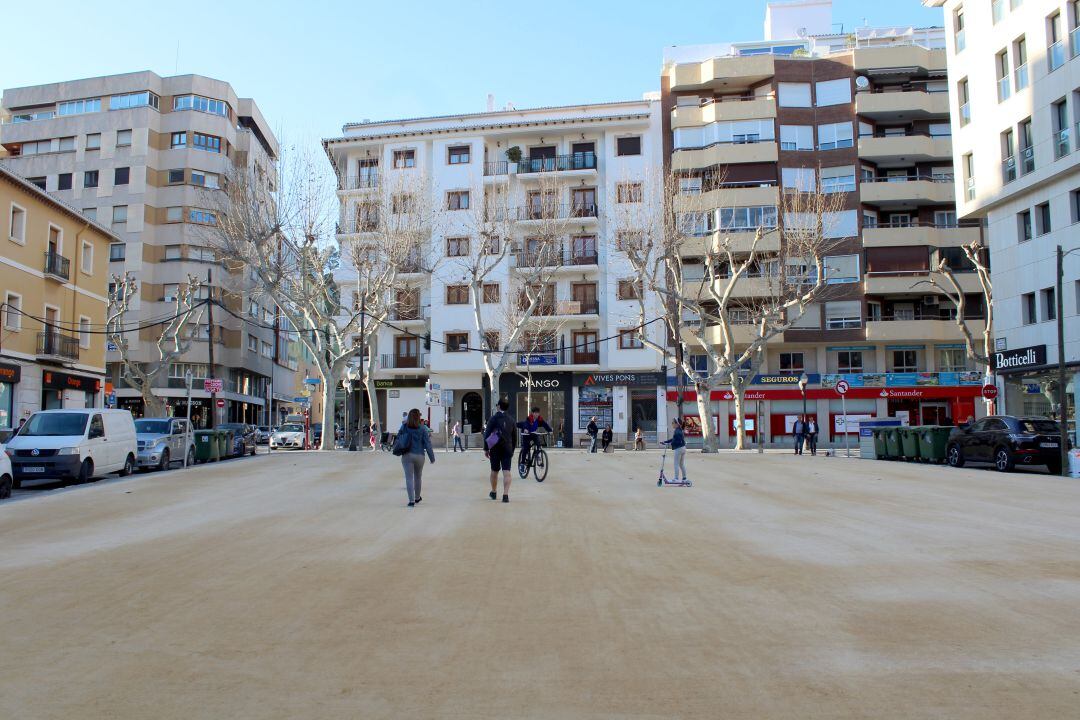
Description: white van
6,409,137,487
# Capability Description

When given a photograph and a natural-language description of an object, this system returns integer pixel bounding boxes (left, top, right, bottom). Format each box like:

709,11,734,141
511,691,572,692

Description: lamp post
1055,245,1077,476
798,372,809,421
183,368,193,468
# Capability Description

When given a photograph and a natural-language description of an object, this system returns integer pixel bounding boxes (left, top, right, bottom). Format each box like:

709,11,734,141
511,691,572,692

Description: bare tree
618,170,844,451
107,272,204,417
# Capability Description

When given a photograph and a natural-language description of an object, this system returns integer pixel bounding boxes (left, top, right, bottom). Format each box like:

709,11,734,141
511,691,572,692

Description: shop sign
41,371,99,393
373,378,427,388
820,371,982,388
203,378,224,393
501,373,568,392
575,372,664,387
519,353,558,366
669,384,986,402
0,362,21,384
993,344,1047,371
750,374,820,385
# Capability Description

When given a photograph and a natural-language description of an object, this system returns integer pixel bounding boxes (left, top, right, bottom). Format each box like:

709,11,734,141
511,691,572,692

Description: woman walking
661,418,688,484
397,409,435,507
452,420,464,452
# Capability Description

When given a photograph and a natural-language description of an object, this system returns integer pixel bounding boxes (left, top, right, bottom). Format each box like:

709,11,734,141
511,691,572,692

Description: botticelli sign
993,344,1046,371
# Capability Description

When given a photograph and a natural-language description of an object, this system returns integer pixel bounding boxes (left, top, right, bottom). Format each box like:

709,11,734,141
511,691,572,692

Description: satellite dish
855,76,870,89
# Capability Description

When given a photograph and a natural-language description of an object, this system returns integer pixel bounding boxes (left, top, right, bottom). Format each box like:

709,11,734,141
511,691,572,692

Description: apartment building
926,0,1079,444
323,101,667,446
1,165,115,428
1,72,282,426
662,0,987,447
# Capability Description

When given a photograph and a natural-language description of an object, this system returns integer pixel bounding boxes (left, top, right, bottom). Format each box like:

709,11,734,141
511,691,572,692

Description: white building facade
324,101,668,446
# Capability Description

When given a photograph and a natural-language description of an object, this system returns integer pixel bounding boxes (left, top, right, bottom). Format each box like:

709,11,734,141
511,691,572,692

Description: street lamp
183,368,193,468
798,372,809,421
1055,245,1078,476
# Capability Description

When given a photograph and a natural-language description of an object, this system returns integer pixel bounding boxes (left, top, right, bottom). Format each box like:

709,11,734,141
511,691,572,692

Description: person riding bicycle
517,407,552,468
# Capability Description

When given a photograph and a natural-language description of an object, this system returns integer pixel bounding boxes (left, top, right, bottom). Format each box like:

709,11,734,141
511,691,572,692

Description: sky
2,0,942,150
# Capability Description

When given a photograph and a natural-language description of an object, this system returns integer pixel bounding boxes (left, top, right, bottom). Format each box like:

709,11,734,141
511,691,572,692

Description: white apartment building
1,72,286,426
928,0,1079,442
323,100,668,446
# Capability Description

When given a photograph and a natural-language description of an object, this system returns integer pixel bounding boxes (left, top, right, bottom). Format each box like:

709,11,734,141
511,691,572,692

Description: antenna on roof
487,94,495,112
174,41,180,75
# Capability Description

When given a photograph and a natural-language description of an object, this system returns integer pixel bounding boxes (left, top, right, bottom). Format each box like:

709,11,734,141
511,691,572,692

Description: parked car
218,423,257,458
4,409,137,486
0,446,12,499
947,415,1067,473
255,426,273,445
135,417,195,471
270,422,306,450
311,423,323,447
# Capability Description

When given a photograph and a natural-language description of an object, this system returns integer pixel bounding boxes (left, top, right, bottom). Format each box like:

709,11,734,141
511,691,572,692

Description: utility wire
0,300,212,336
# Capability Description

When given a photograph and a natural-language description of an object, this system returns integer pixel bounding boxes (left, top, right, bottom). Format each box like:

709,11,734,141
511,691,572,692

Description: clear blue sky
2,0,940,147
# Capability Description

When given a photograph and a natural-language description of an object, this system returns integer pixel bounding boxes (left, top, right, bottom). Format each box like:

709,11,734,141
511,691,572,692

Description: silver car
135,417,195,470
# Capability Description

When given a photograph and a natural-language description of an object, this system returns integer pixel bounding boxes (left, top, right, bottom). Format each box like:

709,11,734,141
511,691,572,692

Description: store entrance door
461,392,483,435
920,401,950,426
515,391,565,444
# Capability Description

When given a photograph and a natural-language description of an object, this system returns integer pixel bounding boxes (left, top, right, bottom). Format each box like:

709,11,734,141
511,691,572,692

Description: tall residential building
662,0,987,447
926,0,1079,444
1,72,282,427
1,165,116,429
323,100,667,446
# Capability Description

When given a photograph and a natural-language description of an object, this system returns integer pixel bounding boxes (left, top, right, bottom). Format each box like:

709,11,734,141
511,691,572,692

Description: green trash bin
884,428,903,459
217,429,234,459
900,426,923,461
917,426,952,463
194,430,219,463
872,428,889,459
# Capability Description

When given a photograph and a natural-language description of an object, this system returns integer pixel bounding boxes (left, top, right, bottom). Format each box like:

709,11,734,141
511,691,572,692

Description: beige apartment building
662,0,987,447
1,165,115,429
1,72,287,426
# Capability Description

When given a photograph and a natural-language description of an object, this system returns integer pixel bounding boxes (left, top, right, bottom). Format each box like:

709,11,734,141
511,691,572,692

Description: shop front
41,369,100,411
996,344,1077,443
499,372,572,448
573,372,665,443
373,378,431,432
0,362,20,429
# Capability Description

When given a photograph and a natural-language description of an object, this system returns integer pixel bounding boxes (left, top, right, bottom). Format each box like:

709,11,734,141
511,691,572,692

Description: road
2,449,1079,719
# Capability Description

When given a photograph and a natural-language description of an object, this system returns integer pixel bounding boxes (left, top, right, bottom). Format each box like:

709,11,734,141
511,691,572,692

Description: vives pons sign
993,344,1047,371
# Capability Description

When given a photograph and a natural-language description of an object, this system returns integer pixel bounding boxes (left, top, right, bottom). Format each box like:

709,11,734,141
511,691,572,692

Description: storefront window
577,386,613,431
0,382,12,428
515,390,565,440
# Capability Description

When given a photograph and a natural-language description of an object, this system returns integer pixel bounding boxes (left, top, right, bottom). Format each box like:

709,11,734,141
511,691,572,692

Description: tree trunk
141,383,166,417
487,368,502,413
695,384,718,453
731,386,747,450
364,353,381,443
318,379,335,450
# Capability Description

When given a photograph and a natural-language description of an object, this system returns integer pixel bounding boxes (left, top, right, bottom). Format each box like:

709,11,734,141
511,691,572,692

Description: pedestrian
792,416,806,455
661,418,688,483
806,417,819,456
484,398,516,503
601,426,613,452
369,422,378,450
634,427,645,451
587,416,599,453
15,417,25,435
452,420,464,452
396,408,435,507
516,406,552,471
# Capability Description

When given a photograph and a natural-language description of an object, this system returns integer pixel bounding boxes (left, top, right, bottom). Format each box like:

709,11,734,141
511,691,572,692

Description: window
954,5,966,51
815,78,851,106
191,246,215,262
164,245,182,261
446,332,469,352
1048,11,1065,71
248,334,258,352
166,207,183,223
483,235,501,255
114,167,130,185
391,194,413,214
56,136,76,153
963,153,975,200
168,169,185,184
191,132,221,153
1014,36,1029,90
892,350,919,373
616,136,642,156
191,171,220,189
482,283,500,303
719,205,778,230
112,205,128,224
116,129,132,147
817,122,853,150
1036,202,1051,235
189,209,216,225
782,167,815,191
170,132,186,148
779,352,804,373
778,82,812,107
57,98,101,116
938,347,967,372
483,331,500,351
446,237,470,256
57,173,72,191
84,170,99,188
616,182,643,203
446,285,469,304
446,191,470,210
79,317,91,349
992,0,1004,23
780,125,814,151
80,240,94,274
1071,188,1080,223
957,79,971,126
393,149,416,169
934,210,957,228
447,145,470,164
85,133,101,150
1053,99,1070,158
617,279,642,300
1042,287,1057,320
996,50,1011,101
108,91,159,110
1022,291,1037,324
616,231,644,252
837,350,863,373
820,165,855,193
825,301,862,329
9,204,25,244
172,94,228,116
618,329,644,349
109,243,125,261
262,341,273,358
678,176,702,195
1019,118,1034,173
3,292,21,330
83,208,96,222
824,254,860,283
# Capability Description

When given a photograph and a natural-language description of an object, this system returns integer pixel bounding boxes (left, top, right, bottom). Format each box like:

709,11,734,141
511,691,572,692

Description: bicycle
518,431,549,482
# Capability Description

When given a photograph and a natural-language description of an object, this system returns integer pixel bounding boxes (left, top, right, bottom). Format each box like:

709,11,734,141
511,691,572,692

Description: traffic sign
106,341,118,352
304,377,321,385
204,378,223,393
216,398,225,408
293,396,310,404
835,380,850,396
981,384,999,400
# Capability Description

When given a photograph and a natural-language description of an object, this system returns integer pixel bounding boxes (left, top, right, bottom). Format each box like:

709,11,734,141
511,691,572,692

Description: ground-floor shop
113,390,266,427
0,360,103,431
995,344,1078,445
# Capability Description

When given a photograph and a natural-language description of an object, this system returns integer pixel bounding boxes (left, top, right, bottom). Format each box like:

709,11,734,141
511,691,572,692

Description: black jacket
484,411,517,452
587,421,598,437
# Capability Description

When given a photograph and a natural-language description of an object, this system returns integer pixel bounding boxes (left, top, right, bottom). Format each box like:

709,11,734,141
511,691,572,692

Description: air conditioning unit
922,295,939,305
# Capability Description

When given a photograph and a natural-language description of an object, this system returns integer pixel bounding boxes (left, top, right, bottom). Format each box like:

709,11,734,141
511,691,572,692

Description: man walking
792,416,806,455
806,417,819,456
586,416,599,453
483,399,516,503
452,421,464,452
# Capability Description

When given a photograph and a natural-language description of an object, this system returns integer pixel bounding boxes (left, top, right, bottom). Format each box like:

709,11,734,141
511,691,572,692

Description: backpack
392,428,411,456
486,413,514,454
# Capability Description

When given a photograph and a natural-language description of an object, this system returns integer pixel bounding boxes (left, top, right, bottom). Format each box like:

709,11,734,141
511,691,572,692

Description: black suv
947,416,1066,474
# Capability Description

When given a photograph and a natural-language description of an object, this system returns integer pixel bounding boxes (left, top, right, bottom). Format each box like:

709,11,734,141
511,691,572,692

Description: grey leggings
401,453,426,503
673,447,687,480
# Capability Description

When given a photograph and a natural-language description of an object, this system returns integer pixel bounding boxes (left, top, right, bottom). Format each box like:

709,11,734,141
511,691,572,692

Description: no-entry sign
835,380,850,395
216,398,225,408
981,384,999,400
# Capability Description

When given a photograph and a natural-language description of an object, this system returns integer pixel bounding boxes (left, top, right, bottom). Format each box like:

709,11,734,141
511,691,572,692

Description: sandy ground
1,448,1079,719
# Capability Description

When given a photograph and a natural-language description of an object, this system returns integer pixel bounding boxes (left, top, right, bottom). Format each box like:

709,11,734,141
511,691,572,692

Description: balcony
515,153,597,177
852,45,945,74
668,54,775,92
1054,128,1070,160
526,299,600,318
858,133,951,164
338,173,380,191
1048,41,1066,73
865,316,986,342
672,141,777,170
512,204,598,223
483,160,509,178
43,251,71,282
670,95,776,127
515,348,600,367
864,271,983,295
855,89,949,121
685,184,778,210
862,223,981,248
513,249,598,270
387,306,429,324
679,228,782,257
859,175,955,205
379,353,429,370
37,332,80,362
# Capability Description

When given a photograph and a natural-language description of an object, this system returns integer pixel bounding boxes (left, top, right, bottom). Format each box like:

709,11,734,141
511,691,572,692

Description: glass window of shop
0,381,13,428
515,390,565,440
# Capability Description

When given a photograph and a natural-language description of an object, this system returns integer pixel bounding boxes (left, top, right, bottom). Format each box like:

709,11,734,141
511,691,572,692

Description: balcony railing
1072,26,1080,58
513,203,598,221
521,299,600,316
516,152,597,174
483,160,509,176
339,173,380,190
1020,145,1035,175
997,75,1011,102
37,332,80,361
514,250,598,268
1001,156,1017,184
1048,40,1066,72
959,102,971,126
516,348,600,366
388,306,429,322
43,251,70,281
1054,127,1070,159
861,173,954,184
1014,63,1029,91
380,352,428,369
965,176,976,201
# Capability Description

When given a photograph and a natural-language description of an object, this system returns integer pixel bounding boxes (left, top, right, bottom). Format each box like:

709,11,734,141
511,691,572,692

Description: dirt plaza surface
1,448,1079,719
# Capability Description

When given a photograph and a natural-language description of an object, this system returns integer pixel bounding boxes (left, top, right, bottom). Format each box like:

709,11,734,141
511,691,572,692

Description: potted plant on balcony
505,145,522,170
